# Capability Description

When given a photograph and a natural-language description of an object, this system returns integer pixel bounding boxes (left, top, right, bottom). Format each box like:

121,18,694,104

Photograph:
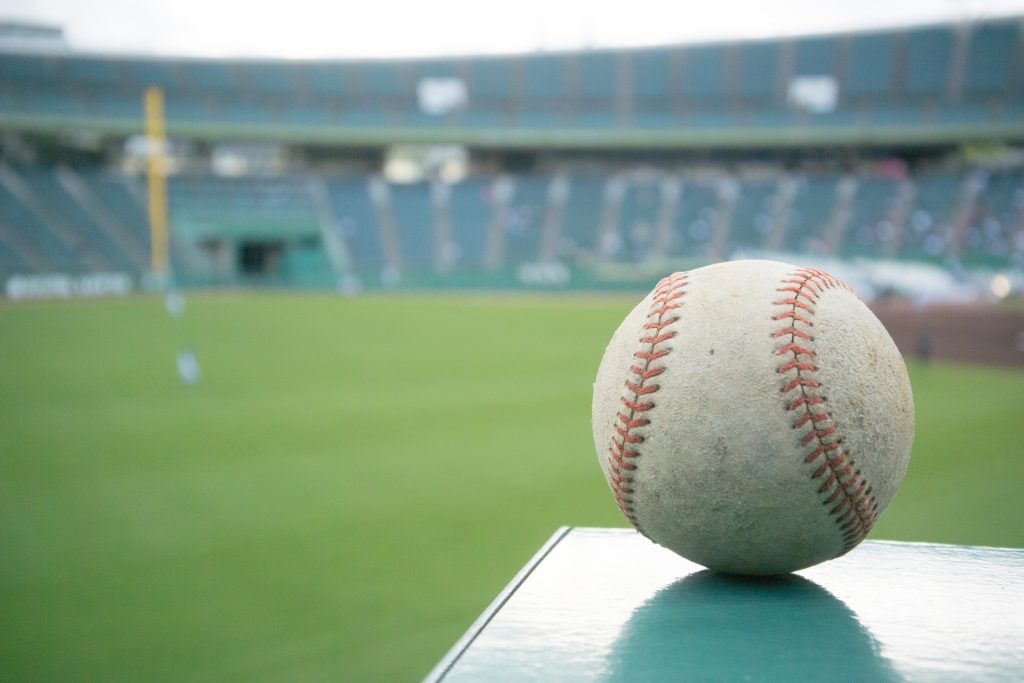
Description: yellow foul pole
144,87,169,277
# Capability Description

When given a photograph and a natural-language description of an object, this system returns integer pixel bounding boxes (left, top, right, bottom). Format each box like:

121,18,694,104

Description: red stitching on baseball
649,304,682,318
634,348,671,361
778,359,816,373
774,267,879,554
773,327,814,340
781,377,820,393
776,342,816,357
640,331,678,345
631,365,665,380
620,397,654,412
773,298,815,313
625,380,660,396
801,426,838,445
608,272,688,531
804,442,841,462
643,316,681,331
788,395,825,410
617,412,650,429
774,311,814,325
794,411,829,428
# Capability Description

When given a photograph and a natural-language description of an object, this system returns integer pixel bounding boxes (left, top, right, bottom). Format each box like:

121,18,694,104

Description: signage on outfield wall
5,273,133,300
517,262,571,287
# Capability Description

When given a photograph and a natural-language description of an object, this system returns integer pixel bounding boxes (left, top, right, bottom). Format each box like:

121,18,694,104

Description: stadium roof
1,0,1024,60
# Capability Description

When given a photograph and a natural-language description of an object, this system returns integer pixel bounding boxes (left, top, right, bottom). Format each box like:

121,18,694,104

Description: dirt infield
871,300,1024,368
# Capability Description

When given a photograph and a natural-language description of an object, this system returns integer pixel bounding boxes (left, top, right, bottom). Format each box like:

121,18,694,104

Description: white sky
2,0,1024,59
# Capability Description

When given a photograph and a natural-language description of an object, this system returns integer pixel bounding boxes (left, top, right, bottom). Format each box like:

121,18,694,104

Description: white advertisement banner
5,272,133,300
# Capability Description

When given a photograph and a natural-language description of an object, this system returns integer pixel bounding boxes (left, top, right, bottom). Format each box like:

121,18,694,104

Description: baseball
592,260,914,575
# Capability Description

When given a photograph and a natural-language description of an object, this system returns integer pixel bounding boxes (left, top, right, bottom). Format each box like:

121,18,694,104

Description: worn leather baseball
592,260,914,575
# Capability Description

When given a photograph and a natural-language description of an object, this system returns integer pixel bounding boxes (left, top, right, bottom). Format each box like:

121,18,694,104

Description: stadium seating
356,62,408,100
845,32,898,100
0,169,80,269
387,181,435,267
963,22,1018,98
77,168,150,252
163,95,214,122
737,42,781,103
681,45,729,105
784,175,839,253
304,62,352,97
668,181,719,260
326,177,385,267
413,58,460,82
447,177,494,267
238,62,296,96
579,52,618,103
523,55,570,102
904,28,954,99
793,36,839,78
61,56,121,87
842,175,901,259
123,59,178,90
0,162,1020,281
900,170,961,261
630,48,676,108
961,168,1024,267
616,177,663,262
728,179,777,252
0,53,59,84
16,166,130,265
504,175,548,265
559,174,606,255
5,17,1018,143
2,18,1021,292
0,220,34,271
466,57,516,105
181,61,238,93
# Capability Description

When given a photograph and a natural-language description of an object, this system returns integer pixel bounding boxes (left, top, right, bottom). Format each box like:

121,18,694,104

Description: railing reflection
604,570,898,681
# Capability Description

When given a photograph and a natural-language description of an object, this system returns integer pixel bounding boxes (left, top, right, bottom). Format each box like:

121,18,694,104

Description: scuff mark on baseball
592,260,914,575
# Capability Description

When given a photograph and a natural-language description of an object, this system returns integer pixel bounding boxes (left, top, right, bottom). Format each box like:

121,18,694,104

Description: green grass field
2,292,1022,682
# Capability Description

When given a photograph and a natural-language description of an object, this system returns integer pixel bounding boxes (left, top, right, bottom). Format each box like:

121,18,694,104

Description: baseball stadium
1,2,1023,681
